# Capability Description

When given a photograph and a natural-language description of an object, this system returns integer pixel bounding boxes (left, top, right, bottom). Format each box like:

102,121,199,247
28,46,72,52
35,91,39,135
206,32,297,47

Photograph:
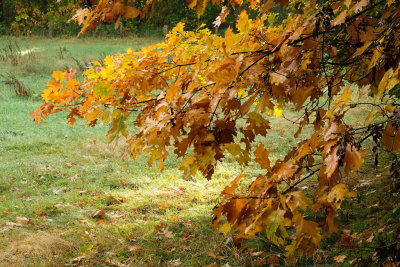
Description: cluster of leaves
32,0,400,263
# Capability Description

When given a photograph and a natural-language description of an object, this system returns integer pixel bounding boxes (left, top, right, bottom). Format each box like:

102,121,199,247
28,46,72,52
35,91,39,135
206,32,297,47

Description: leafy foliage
32,0,400,263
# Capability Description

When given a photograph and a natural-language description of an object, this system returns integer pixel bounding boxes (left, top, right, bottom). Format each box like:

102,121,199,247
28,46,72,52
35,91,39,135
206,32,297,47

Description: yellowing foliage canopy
32,0,400,263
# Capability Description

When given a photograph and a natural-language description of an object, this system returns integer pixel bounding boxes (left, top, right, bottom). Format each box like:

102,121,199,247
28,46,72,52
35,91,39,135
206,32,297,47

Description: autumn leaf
254,144,272,171
333,255,347,263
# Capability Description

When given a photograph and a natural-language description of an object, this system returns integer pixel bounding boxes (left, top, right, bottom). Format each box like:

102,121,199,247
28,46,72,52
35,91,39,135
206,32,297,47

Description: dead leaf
33,210,44,217
53,187,67,195
251,251,263,257
15,217,33,225
169,258,182,266
91,209,106,218
6,222,23,227
155,223,167,231
333,255,347,263
70,255,86,263
169,217,183,222
128,245,145,256
163,228,174,239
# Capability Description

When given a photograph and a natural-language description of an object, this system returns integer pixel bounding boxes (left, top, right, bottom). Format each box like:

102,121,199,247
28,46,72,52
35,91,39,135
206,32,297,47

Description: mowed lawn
0,36,398,266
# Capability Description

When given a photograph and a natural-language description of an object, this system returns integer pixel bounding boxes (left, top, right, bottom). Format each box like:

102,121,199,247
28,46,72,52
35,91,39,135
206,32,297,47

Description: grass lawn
0,36,399,266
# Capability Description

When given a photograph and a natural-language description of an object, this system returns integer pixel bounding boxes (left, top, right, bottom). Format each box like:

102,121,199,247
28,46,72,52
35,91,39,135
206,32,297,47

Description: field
0,36,399,266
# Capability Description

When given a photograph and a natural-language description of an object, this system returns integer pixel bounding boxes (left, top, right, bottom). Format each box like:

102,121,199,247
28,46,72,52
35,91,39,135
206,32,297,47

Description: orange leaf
254,144,272,171
124,6,140,19
343,144,367,173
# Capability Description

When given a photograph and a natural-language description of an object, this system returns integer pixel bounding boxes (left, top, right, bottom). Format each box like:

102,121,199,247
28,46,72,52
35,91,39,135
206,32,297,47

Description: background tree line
0,0,244,37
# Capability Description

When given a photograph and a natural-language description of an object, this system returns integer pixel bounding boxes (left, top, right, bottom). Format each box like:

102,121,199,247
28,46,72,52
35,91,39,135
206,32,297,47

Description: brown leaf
128,245,145,256
340,233,356,248
163,228,174,238
70,256,86,263
124,6,140,19
343,144,368,173
91,209,106,218
333,255,347,263
382,123,400,151
15,217,33,225
333,10,347,26
254,144,272,171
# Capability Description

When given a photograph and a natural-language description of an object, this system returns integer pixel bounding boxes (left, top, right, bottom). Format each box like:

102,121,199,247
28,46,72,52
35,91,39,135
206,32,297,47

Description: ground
0,37,399,266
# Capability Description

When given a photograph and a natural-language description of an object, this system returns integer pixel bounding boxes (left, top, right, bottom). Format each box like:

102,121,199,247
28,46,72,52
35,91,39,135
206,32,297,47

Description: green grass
0,36,257,266
0,36,399,266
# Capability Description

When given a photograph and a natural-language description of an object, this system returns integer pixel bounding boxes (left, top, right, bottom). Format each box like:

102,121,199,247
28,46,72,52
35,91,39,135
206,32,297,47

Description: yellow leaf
341,85,352,103
352,41,371,58
219,222,232,235
52,71,66,82
237,10,250,33
273,102,284,118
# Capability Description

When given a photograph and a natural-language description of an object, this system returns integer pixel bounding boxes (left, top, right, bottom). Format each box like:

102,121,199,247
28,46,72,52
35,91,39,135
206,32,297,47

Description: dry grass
2,72,32,97
0,231,78,266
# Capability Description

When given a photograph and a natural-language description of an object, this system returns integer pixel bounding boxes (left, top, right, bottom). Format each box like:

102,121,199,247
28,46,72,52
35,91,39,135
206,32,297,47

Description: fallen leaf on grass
6,222,23,227
168,259,182,266
208,251,218,259
33,210,44,216
333,255,347,263
15,216,34,225
69,174,78,180
53,187,67,195
366,234,374,243
349,258,358,265
65,163,73,168
183,232,194,240
155,223,167,231
159,205,169,210
54,203,64,209
109,211,125,219
169,217,183,222
163,228,174,239
128,245,145,256
340,233,356,248
91,209,106,218
70,255,86,263
79,218,91,225
105,258,121,265
204,262,217,267
251,251,264,257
